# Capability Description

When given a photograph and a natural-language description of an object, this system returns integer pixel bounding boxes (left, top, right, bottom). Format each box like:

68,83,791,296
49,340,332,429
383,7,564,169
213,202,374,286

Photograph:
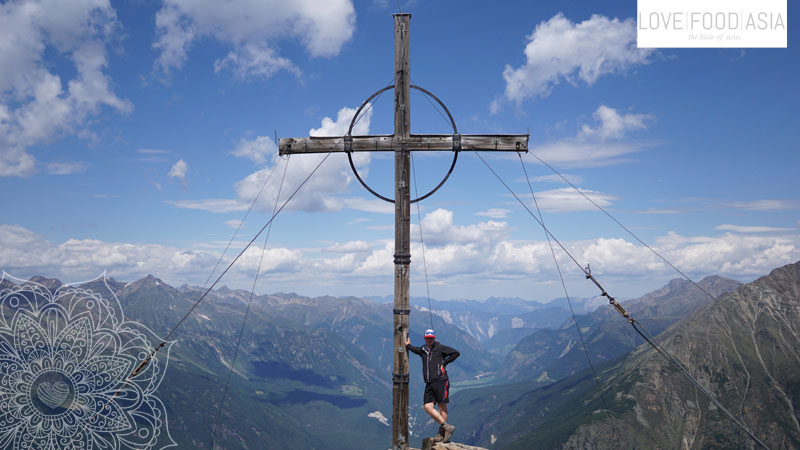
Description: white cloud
153,0,356,80
323,240,372,253
168,159,188,183
166,198,246,213
340,197,394,214
716,224,795,233
496,13,653,108
368,213,798,281
232,136,277,165
309,105,371,136
476,208,512,219
530,140,642,168
415,209,509,247
173,105,377,214
137,149,172,155
44,161,87,175
635,208,683,215
527,173,584,185
0,0,132,177
579,105,651,140
214,43,301,80
529,187,616,213
0,223,301,285
367,224,393,231
225,219,243,229
526,105,652,168
2,217,797,295
136,149,172,163
236,246,302,273
655,231,800,276
724,200,800,211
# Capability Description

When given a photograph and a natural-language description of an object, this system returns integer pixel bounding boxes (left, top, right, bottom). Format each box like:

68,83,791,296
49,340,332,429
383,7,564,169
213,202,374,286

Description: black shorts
423,379,449,404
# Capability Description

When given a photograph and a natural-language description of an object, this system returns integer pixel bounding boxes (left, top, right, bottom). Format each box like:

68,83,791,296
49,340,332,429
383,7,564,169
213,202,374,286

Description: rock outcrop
413,440,489,450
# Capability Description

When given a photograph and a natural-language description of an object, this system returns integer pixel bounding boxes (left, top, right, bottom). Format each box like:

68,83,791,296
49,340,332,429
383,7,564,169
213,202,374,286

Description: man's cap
424,329,435,338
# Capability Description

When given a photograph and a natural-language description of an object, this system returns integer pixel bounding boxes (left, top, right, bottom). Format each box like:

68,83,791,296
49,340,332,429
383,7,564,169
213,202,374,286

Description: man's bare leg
437,402,455,442
438,403,448,423
424,402,445,424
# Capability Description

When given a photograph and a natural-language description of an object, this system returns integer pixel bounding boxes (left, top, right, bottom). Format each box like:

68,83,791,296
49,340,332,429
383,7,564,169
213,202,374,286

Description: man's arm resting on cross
405,337,422,355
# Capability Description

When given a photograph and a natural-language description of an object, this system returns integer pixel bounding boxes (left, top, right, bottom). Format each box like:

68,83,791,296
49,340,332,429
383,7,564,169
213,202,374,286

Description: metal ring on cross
345,84,460,204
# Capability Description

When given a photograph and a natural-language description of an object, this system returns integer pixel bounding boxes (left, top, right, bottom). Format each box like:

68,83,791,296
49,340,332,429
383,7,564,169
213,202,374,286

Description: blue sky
1,0,798,302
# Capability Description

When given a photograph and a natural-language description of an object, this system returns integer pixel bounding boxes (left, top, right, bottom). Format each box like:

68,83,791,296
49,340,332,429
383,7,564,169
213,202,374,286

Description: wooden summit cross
279,14,527,450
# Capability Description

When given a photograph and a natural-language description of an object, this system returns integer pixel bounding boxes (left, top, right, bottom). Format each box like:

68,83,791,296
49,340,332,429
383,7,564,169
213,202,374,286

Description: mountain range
501,276,741,383
2,260,798,449
451,261,800,449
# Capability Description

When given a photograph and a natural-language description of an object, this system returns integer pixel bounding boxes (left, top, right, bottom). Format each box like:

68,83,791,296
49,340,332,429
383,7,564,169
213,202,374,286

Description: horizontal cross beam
279,134,529,155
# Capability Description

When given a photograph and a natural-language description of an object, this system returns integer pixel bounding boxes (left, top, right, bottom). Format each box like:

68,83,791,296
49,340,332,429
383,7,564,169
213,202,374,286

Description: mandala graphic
0,273,176,449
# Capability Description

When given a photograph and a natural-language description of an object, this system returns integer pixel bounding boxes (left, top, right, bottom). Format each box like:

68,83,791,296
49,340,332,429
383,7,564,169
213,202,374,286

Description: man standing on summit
406,329,460,443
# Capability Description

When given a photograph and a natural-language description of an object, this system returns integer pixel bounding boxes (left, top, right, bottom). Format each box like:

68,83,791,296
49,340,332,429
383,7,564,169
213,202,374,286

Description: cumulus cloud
578,105,651,140
416,209,509,247
176,105,377,214
153,0,356,80
0,224,300,285
351,212,800,283
527,105,652,168
168,159,188,184
231,136,277,165
234,105,373,213
655,231,800,276
0,0,132,177
236,246,302,273
493,13,653,110
214,43,301,80
2,216,798,295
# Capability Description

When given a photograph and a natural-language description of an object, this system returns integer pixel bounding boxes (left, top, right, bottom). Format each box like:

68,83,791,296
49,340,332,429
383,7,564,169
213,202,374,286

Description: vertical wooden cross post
279,14,528,450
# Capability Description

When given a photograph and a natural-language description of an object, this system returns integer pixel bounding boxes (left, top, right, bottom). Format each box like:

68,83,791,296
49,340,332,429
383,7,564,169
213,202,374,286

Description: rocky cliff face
564,261,800,449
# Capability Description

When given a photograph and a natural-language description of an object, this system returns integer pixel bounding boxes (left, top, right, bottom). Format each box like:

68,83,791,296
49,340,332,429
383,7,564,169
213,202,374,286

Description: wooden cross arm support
278,134,529,155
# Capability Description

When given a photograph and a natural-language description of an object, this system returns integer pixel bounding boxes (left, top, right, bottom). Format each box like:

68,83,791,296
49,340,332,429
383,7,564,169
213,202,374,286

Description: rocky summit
413,441,489,450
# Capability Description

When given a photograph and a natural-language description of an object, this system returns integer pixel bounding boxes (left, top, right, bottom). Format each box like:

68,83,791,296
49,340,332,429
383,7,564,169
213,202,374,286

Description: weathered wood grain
279,134,529,154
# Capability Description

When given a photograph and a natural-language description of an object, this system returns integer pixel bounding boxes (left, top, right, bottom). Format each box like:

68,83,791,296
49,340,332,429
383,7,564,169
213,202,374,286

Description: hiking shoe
441,423,455,443
431,425,444,442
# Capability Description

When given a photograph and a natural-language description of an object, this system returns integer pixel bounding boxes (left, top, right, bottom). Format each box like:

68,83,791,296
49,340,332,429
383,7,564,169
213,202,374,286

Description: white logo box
637,0,787,48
